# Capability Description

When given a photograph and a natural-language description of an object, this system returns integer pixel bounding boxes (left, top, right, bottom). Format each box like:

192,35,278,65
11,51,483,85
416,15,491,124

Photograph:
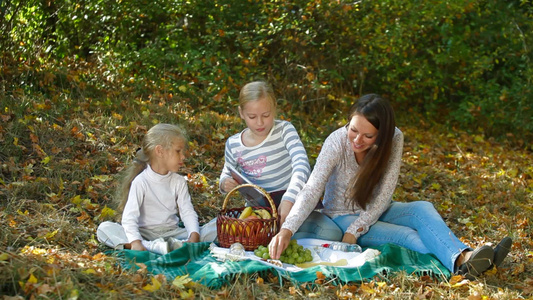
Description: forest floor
1,95,532,299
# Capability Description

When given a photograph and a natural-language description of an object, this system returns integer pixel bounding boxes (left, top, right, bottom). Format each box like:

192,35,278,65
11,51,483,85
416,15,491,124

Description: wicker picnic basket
216,184,279,251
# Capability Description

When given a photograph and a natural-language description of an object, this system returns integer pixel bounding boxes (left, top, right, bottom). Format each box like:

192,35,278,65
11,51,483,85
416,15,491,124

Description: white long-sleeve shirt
219,120,310,204
121,164,200,242
282,126,404,239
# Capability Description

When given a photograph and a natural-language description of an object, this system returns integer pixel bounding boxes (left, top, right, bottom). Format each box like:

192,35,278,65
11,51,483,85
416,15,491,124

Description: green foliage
1,0,532,142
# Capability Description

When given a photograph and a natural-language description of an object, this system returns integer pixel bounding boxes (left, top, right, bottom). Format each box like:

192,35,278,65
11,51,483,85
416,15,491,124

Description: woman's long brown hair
347,94,396,210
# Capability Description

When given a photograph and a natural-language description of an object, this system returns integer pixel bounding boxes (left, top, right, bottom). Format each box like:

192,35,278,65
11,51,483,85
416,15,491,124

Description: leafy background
1,0,532,298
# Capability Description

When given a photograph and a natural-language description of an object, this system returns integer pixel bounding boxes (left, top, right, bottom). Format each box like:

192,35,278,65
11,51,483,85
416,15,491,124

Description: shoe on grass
457,245,494,280
493,237,512,268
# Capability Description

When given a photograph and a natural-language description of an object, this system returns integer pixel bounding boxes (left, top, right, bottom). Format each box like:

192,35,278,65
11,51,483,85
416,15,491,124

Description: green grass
1,90,531,299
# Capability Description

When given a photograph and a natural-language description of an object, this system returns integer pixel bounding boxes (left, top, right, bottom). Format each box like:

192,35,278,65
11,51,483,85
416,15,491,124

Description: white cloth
282,126,404,239
121,164,200,243
209,238,381,272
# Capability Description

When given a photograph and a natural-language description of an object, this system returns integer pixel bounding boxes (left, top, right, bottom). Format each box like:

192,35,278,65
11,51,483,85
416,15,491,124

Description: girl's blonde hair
238,81,277,110
114,123,188,214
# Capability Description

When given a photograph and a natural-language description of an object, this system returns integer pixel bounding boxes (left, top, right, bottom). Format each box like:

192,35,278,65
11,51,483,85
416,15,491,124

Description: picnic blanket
114,242,450,289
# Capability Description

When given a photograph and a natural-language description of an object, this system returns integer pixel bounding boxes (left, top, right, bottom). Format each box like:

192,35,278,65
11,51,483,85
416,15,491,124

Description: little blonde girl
218,81,343,240
97,123,215,255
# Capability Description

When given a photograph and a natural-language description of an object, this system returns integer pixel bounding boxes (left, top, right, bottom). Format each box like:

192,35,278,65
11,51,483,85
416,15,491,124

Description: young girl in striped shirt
219,81,342,240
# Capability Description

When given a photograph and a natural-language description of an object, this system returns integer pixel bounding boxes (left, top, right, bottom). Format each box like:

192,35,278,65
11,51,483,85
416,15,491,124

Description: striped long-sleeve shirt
219,120,310,205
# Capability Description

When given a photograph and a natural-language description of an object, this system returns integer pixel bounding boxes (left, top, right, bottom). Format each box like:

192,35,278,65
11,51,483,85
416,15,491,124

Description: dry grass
1,93,531,299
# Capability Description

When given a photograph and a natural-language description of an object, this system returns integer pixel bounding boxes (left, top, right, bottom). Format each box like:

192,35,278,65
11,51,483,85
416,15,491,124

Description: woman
268,94,512,279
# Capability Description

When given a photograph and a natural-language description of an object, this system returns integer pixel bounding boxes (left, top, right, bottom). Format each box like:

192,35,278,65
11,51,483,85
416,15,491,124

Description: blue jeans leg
292,211,343,241
332,201,469,272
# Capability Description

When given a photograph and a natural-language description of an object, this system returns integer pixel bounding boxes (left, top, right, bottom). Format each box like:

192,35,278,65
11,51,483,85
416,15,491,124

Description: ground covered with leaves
1,0,531,297
1,91,531,299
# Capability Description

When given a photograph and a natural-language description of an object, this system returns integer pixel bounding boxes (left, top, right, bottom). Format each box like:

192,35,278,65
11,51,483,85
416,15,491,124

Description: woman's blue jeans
332,201,469,272
292,211,344,241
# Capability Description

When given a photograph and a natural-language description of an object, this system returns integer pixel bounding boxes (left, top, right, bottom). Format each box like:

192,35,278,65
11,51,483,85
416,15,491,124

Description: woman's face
347,114,378,155
239,97,275,138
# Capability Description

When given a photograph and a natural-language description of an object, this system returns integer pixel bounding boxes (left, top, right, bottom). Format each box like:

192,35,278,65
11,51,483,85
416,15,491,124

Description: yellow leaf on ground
45,229,58,240
449,274,464,285
0,252,9,261
172,274,192,290
143,277,162,292
180,289,195,299
28,274,38,284
360,283,375,294
41,156,50,165
100,206,116,219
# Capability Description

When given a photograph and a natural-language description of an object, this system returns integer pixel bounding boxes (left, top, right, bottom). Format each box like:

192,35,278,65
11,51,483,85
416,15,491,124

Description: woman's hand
268,229,293,259
130,240,146,251
277,200,294,226
187,232,200,243
341,232,357,244
222,178,238,193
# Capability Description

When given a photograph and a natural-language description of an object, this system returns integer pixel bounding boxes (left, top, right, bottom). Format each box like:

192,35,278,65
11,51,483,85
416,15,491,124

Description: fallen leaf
172,274,192,290
289,286,296,295
143,276,162,292
0,252,9,262
360,283,375,294
180,288,195,299
83,269,96,275
27,274,38,284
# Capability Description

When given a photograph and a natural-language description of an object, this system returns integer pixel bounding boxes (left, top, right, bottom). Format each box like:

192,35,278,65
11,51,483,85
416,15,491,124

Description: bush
1,0,531,143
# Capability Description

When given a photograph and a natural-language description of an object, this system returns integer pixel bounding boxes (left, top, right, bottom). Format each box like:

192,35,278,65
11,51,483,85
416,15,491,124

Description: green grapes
254,240,313,264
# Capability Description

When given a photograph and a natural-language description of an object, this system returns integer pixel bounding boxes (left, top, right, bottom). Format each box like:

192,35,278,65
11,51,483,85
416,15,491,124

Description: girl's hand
268,228,292,259
222,178,238,193
187,232,200,243
130,240,146,251
341,233,357,244
278,200,294,226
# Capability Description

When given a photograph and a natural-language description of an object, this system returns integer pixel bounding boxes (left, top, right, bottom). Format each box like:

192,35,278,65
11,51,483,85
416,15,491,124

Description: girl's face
239,97,275,138
347,114,378,156
160,138,186,173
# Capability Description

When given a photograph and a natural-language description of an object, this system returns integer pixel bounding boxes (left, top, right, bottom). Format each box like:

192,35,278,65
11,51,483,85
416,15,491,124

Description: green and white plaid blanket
114,242,450,289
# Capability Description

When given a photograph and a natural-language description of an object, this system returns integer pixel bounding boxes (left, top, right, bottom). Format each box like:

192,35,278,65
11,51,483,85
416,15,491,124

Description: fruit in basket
243,215,259,235
239,207,253,219
224,223,237,236
254,208,272,219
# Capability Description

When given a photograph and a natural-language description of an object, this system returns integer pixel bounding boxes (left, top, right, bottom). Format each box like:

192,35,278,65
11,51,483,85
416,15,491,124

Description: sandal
493,237,512,268
457,245,494,280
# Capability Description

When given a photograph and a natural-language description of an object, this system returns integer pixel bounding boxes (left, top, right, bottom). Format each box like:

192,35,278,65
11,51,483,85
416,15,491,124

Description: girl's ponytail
114,149,149,215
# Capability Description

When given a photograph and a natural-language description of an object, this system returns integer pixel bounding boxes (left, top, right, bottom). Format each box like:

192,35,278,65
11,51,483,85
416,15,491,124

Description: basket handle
222,183,278,219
